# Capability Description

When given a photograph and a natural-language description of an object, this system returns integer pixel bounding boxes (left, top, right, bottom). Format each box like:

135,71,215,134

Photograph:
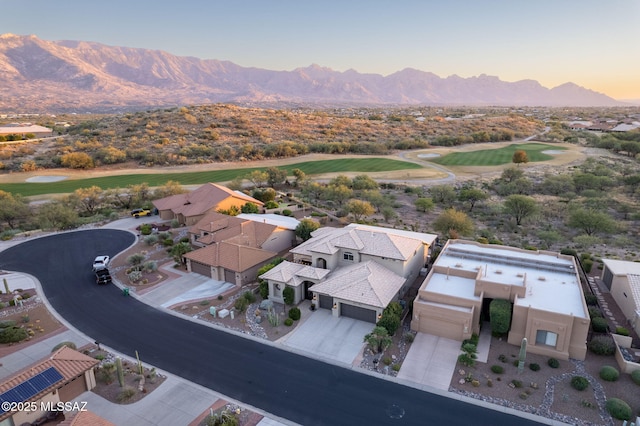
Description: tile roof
627,274,640,314
153,183,262,217
259,260,330,287
291,226,423,260
184,241,276,271
189,212,278,248
309,261,405,308
0,347,99,421
60,410,116,426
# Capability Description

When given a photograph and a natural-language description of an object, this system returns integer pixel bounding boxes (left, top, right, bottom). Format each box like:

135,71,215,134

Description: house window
535,330,558,347
343,252,354,261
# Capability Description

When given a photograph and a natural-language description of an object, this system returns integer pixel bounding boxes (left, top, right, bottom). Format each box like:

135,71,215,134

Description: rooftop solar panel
0,367,64,413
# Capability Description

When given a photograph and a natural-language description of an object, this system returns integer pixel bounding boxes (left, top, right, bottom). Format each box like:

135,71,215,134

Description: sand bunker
417,153,441,158
25,176,68,183
541,150,566,155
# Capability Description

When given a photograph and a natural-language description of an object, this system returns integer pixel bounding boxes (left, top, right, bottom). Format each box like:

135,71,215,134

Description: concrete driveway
279,308,373,365
397,333,461,391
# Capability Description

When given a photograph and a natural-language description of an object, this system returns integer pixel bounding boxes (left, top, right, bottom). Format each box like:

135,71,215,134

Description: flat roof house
600,259,640,336
152,183,263,226
0,346,99,426
261,225,437,323
411,240,590,360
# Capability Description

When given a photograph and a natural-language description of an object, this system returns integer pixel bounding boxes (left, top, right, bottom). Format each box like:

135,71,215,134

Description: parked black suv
95,268,112,285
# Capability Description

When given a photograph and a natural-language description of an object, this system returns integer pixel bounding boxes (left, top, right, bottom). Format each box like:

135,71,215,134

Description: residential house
183,211,298,287
411,240,590,360
152,183,263,226
0,123,53,138
600,259,640,337
0,346,99,426
260,225,437,323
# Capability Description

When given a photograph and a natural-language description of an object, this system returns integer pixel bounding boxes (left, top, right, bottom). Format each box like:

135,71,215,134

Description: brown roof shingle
184,241,276,271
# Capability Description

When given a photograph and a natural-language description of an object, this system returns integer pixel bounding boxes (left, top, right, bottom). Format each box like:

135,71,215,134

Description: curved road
0,230,542,426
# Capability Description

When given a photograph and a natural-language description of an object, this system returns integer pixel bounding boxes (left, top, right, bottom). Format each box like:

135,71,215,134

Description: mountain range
0,33,623,113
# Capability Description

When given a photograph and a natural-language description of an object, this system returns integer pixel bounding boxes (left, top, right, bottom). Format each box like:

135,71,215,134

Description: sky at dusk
4,0,640,100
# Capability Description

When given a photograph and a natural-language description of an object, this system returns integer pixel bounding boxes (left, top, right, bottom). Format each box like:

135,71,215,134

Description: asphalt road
0,230,543,426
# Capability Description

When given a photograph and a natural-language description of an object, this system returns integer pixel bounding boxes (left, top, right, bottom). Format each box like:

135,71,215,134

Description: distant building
152,183,263,226
0,123,53,138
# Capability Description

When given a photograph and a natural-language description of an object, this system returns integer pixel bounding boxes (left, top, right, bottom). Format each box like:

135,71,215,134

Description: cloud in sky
4,0,640,99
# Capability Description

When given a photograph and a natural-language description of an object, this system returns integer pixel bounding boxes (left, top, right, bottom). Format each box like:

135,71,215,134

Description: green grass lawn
0,158,421,197
431,143,566,166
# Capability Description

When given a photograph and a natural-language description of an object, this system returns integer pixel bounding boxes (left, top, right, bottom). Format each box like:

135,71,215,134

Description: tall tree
512,150,529,166
245,170,268,188
327,184,353,206
503,195,537,225
414,197,435,213
458,188,488,211
433,208,474,237
429,185,456,206
568,208,616,236
295,218,320,241
345,199,375,221
0,191,30,229
265,167,288,188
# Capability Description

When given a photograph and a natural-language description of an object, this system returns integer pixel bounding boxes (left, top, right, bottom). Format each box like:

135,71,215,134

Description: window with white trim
343,252,354,261
535,330,558,347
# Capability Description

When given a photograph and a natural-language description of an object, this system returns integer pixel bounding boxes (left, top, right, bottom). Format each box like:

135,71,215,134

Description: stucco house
183,211,298,287
600,259,640,336
260,225,437,323
0,346,99,426
411,240,590,360
152,183,263,226
0,123,53,138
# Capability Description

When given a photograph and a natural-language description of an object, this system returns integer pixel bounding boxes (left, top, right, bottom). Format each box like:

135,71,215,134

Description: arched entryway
316,258,327,269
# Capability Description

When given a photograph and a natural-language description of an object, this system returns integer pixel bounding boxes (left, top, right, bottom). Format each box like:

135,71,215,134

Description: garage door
419,316,463,341
224,269,236,284
341,303,376,323
58,376,87,401
190,261,212,277
319,295,333,310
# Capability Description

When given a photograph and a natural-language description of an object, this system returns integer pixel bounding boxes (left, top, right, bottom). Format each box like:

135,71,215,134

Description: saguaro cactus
517,337,527,374
116,357,124,387
3,278,9,294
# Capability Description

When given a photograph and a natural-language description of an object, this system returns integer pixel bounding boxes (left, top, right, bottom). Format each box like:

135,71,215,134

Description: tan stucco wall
260,229,296,253
411,301,476,341
11,392,61,425
609,275,638,325
508,305,589,360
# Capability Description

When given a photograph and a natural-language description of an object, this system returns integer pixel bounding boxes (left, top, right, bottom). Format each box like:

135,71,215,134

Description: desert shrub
234,297,248,312
264,201,279,209
599,365,619,382
127,270,142,282
570,376,589,391
180,236,190,243
144,235,158,246
584,293,598,306
0,327,27,343
258,281,269,299
0,320,16,328
162,238,174,246
288,307,301,321
631,369,640,386
170,219,180,228
463,333,479,346
458,353,476,367
283,287,294,305
403,332,415,343
547,358,560,368
490,365,504,374
591,317,609,333
511,379,523,388
615,326,630,336
284,318,293,326
140,223,152,235
513,359,519,367
21,314,29,323
158,231,171,240
282,209,292,216
116,387,136,403
471,379,480,387
605,398,632,421
588,306,603,319
487,379,493,387
462,343,477,355
242,291,256,303
498,354,507,363
560,248,577,257
51,341,77,352
382,356,392,366
392,364,401,372
529,363,540,371
587,334,616,355
489,299,511,336
582,259,593,273
143,260,158,272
